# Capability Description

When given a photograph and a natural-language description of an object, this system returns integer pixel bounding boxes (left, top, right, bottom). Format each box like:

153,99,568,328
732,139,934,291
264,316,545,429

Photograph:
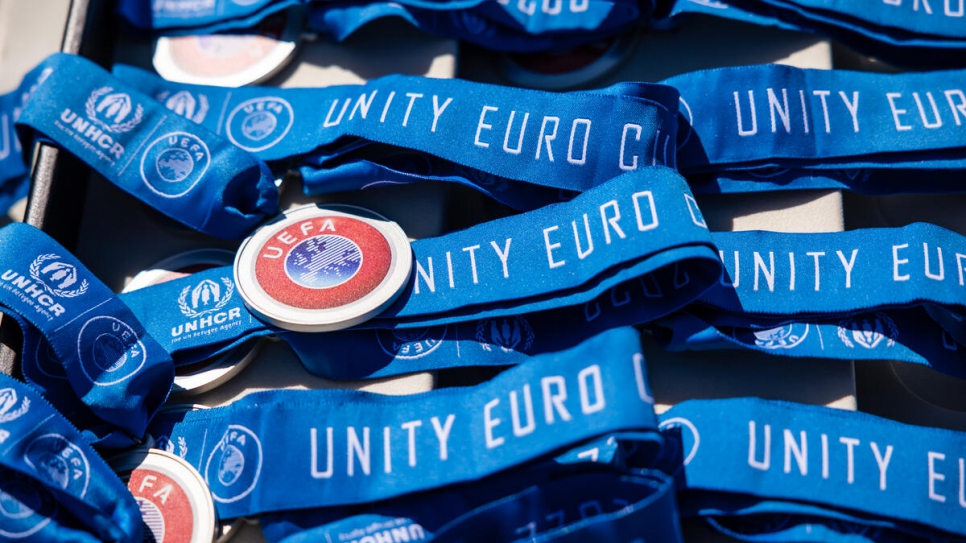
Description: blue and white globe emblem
23,435,89,498
141,132,211,198
241,112,277,141
156,148,194,183
205,425,261,504
77,316,147,386
0,478,57,539
226,97,294,153
286,235,362,289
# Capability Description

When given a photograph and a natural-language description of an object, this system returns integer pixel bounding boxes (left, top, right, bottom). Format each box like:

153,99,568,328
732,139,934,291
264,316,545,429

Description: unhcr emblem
85,87,143,133
178,277,234,318
476,316,534,353
158,90,209,123
29,254,88,298
837,312,898,349
0,389,29,424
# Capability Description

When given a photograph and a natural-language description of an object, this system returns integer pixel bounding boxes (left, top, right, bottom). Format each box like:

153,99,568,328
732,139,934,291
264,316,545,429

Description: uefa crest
141,132,211,198
28,254,88,298
376,326,445,359
158,90,209,123
178,277,234,318
837,313,897,349
84,87,143,134
226,97,294,153
24,435,89,498
737,323,809,350
77,316,147,386
286,235,363,289
0,389,29,424
475,316,534,353
235,205,412,332
0,478,57,539
204,425,262,504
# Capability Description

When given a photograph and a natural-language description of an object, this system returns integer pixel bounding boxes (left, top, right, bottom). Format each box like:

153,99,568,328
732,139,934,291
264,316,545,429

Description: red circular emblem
235,204,412,332
253,216,392,310
128,468,195,543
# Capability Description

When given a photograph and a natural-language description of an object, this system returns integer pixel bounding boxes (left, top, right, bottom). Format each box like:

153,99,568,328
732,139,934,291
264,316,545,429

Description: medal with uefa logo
234,204,412,332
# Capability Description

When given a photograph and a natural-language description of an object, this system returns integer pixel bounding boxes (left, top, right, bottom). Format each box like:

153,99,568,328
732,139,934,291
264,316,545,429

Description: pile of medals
1,0,966,541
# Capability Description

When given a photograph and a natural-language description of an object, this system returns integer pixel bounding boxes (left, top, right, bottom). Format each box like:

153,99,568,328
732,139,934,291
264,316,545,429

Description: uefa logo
226,97,294,153
205,425,262,504
0,478,57,539
141,132,211,198
158,90,209,123
178,277,234,318
84,87,142,133
376,326,446,359
24,435,89,498
0,389,29,424
29,254,88,298
286,235,363,289
77,316,148,386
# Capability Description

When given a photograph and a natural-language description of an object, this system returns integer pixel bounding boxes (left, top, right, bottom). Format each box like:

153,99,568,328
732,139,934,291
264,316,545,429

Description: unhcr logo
178,277,234,318
85,87,143,133
159,90,209,123
28,254,88,298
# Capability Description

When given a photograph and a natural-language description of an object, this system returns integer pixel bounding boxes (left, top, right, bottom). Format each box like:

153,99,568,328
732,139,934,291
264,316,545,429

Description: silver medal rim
109,449,218,543
124,248,264,396
234,204,413,333
152,7,304,88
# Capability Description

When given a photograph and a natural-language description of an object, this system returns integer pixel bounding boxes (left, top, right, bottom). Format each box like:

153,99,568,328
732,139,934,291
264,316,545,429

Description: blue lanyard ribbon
666,62,966,175
0,373,143,541
114,167,720,379
14,53,279,240
649,223,966,378
116,0,966,67
0,222,172,445
658,397,966,540
112,62,680,210
263,468,681,543
0,61,54,214
145,326,660,519
660,0,966,69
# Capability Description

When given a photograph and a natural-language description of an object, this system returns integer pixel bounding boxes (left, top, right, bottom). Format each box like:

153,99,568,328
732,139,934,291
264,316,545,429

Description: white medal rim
234,204,413,333
110,448,218,543
151,10,303,88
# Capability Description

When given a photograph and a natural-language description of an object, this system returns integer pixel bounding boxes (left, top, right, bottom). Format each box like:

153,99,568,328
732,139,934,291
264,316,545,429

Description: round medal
110,449,217,543
124,249,262,398
152,9,304,87
234,204,412,332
